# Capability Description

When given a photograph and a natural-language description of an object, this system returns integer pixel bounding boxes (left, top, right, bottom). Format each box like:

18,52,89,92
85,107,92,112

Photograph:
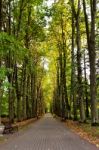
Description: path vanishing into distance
0,114,98,150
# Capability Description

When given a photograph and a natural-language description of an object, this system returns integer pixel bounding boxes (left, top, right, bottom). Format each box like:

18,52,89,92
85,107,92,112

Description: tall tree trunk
90,0,98,125
22,61,27,120
76,0,85,122
17,0,24,36
7,0,15,123
14,63,21,122
59,47,65,119
56,60,61,116
26,74,31,119
59,12,69,120
14,0,25,122
71,4,77,120
31,73,37,117
84,52,89,118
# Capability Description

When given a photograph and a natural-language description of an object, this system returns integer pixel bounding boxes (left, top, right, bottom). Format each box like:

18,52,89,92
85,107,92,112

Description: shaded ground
0,114,99,150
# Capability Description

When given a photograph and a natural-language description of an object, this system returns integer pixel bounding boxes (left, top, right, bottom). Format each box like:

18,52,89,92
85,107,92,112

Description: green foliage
0,67,7,81
0,32,27,62
1,96,8,116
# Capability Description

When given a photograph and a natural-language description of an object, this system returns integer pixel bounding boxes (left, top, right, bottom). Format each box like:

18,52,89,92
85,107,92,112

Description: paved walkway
0,114,98,150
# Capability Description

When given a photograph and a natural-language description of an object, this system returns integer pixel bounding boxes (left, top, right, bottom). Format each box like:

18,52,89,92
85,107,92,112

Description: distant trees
49,1,70,120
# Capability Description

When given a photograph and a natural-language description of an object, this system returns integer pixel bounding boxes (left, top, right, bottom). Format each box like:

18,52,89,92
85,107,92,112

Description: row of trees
0,0,99,126
0,0,45,123
50,0,99,125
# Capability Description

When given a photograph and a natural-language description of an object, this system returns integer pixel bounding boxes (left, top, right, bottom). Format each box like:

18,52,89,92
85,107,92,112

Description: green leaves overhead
0,32,27,61
30,0,43,5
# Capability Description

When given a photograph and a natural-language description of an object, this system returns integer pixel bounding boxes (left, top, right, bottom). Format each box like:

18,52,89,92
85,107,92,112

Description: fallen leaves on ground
13,118,37,129
65,120,99,147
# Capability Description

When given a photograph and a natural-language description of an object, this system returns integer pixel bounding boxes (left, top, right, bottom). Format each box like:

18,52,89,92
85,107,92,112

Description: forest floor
65,120,99,148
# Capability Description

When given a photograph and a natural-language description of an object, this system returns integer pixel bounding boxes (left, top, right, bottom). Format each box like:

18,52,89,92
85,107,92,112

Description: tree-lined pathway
0,114,98,150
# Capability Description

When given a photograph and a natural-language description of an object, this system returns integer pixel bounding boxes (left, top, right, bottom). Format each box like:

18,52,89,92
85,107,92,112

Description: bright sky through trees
46,0,54,7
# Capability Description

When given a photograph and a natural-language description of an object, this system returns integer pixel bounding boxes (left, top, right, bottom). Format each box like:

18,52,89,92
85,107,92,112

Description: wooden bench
3,122,18,134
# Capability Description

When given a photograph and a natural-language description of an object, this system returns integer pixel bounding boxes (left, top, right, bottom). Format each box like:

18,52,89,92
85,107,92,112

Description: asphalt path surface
0,114,98,150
